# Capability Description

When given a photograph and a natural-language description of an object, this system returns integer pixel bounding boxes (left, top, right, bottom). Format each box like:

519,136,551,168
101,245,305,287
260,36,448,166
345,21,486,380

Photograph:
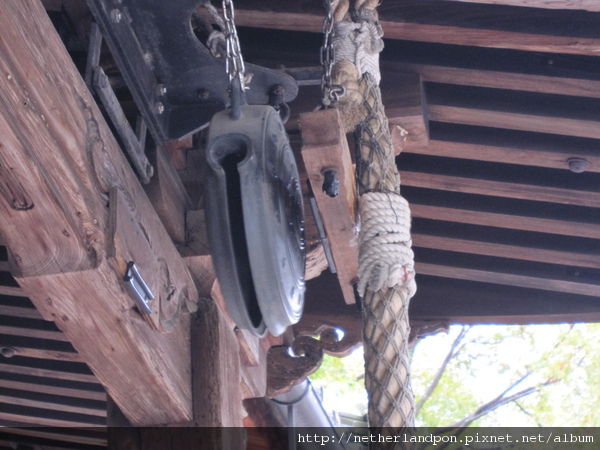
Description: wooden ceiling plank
0,0,196,426
413,233,600,269
411,204,600,240
0,362,97,384
0,286,27,298
0,379,106,402
0,305,43,320
0,411,100,428
380,23,600,56
401,171,600,208
429,105,600,140
438,0,600,12
1,428,107,447
233,1,600,56
417,262,600,297
406,139,600,173
2,347,82,363
0,326,70,342
0,394,106,418
388,63,600,99
410,276,600,323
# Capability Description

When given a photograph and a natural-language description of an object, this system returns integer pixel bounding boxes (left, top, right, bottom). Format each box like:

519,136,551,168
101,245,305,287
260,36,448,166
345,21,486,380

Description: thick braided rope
329,0,417,436
357,192,416,297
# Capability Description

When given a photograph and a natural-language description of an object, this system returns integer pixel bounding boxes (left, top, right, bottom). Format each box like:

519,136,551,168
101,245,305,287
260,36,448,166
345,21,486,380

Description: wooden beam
417,262,600,297
410,277,600,324
233,1,600,56
411,204,600,240
0,428,107,448
0,362,97,384
0,325,70,342
300,109,359,304
0,393,106,418
440,0,600,12
429,105,600,140
401,171,600,208
413,233,600,269
388,62,600,100
0,346,82,362
0,379,106,402
0,412,101,428
406,139,600,173
0,304,43,320
0,0,196,425
0,286,27,298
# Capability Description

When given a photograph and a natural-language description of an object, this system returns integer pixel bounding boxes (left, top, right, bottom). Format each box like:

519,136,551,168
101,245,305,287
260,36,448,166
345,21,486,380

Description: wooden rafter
233,0,600,56
438,0,600,12
402,172,600,208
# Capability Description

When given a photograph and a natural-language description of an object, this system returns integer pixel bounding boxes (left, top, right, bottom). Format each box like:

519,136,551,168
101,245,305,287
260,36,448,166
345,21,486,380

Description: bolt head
110,9,122,23
1,347,15,358
567,157,590,173
156,84,167,96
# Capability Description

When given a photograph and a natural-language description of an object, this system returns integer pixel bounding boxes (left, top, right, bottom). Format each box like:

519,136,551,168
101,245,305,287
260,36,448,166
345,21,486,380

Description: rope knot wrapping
357,191,416,297
325,0,417,433
333,14,383,86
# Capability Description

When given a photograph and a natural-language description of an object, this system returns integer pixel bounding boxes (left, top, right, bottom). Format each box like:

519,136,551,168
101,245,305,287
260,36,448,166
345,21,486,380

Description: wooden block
143,146,192,244
300,108,358,304
382,72,429,150
163,136,193,172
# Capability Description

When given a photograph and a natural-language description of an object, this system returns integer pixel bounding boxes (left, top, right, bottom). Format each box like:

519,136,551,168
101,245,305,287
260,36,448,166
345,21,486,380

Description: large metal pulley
205,105,306,336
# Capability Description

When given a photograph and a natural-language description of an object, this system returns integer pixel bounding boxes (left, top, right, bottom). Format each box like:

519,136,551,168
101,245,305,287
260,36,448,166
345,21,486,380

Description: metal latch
123,261,154,314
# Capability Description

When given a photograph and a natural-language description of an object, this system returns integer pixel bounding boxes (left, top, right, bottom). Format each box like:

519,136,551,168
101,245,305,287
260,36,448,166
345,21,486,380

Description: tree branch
451,378,558,428
415,326,471,415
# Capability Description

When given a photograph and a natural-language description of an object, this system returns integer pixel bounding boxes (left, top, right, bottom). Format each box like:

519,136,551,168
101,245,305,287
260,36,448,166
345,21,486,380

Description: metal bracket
87,0,298,142
124,261,155,314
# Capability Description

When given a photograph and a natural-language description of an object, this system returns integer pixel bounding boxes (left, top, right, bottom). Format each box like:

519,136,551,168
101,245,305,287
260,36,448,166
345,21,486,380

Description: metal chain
320,0,336,107
222,0,246,91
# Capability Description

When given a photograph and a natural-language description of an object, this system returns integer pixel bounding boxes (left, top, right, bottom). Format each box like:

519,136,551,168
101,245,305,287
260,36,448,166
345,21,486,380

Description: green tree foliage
412,323,600,427
310,323,600,426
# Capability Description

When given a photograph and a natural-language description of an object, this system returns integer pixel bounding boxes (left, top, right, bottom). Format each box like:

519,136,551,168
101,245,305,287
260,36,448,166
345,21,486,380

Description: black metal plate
88,0,298,142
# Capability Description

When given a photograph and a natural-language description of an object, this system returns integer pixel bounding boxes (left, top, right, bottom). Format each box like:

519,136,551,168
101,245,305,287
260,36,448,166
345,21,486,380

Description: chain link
320,0,335,107
320,0,345,108
222,0,246,91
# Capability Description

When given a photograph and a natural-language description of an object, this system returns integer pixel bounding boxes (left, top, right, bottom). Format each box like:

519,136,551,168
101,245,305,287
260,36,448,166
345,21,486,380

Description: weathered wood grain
429,105,600,140
389,62,600,100
406,139,600,173
0,0,196,426
417,262,600,297
233,0,600,55
440,0,600,11
401,171,600,208
413,234,600,269
0,378,106,402
0,393,106,418
300,109,359,304
411,204,600,240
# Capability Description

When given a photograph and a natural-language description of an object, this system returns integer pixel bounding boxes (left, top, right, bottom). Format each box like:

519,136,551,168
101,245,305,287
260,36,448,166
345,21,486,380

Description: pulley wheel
204,105,306,337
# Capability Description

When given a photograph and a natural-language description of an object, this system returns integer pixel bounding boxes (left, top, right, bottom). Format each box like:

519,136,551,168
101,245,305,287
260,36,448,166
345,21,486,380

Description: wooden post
0,0,197,425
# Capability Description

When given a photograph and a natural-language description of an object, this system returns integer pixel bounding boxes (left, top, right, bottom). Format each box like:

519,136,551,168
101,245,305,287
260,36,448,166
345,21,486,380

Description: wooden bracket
266,335,324,398
300,108,359,304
